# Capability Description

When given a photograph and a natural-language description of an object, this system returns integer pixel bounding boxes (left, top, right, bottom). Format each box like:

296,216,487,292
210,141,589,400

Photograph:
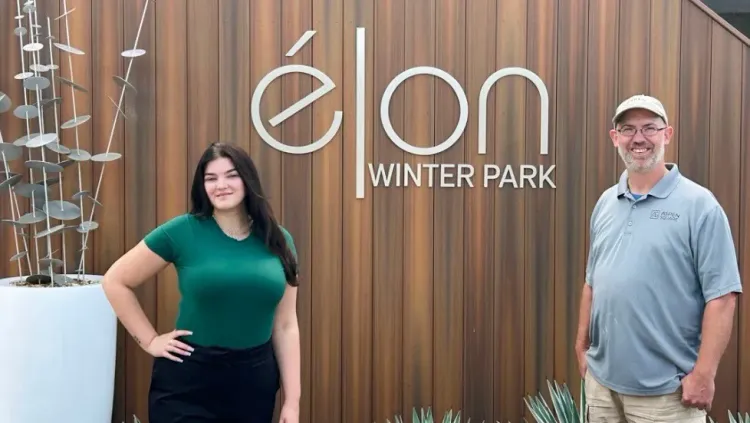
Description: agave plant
709,411,750,423
381,407,463,423
523,379,586,423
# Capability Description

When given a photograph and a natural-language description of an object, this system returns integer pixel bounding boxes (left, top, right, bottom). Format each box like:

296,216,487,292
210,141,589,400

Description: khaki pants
584,371,706,422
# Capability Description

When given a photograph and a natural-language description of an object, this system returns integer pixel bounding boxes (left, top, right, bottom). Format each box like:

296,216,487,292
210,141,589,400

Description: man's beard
617,141,664,173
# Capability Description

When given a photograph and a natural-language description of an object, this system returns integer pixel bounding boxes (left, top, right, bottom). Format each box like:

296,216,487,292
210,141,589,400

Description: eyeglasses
617,126,666,137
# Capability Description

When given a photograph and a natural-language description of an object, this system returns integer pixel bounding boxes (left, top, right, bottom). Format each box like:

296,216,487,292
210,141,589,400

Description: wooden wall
1,1,749,422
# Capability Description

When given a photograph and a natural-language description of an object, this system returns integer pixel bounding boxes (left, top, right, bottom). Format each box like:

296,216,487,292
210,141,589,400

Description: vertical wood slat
614,0,651,177
90,0,126,420
649,0,681,164
493,0,528,420
553,0,589,399
463,0,495,419
739,46,750,415
186,0,219,172
59,0,94,280
122,0,156,420
678,2,711,186
402,0,435,418
708,21,744,416
154,0,188,335
218,1,251,155
278,0,314,421
341,0,374,421
524,0,557,400
310,0,344,421
2,2,750,423
432,0,465,418
372,0,405,420
249,1,283,215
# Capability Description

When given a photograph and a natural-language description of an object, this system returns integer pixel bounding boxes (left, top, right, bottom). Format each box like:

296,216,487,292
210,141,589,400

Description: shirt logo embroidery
650,209,680,221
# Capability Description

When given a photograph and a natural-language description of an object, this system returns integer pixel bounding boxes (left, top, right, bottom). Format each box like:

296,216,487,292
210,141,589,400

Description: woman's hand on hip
145,329,194,362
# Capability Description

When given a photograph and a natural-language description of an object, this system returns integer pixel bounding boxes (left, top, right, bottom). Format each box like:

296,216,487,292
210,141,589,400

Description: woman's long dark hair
189,142,299,286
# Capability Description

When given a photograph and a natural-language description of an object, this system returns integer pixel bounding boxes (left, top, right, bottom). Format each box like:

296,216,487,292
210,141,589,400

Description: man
575,94,743,422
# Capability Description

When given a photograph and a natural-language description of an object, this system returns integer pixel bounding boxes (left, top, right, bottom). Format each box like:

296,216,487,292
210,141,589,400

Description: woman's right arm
101,241,174,351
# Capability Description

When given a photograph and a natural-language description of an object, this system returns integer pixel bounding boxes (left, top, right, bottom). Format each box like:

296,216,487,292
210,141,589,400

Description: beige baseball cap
612,94,668,126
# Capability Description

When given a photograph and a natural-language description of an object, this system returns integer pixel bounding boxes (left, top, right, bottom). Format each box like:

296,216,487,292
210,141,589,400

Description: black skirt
148,338,280,423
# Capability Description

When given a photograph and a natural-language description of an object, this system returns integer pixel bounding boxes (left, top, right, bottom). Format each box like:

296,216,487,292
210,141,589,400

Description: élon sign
250,28,555,199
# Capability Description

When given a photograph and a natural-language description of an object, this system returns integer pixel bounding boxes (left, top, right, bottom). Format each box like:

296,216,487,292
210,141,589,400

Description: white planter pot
0,274,118,423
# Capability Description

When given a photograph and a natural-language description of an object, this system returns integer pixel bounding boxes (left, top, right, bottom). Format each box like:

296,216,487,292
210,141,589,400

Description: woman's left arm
272,284,301,412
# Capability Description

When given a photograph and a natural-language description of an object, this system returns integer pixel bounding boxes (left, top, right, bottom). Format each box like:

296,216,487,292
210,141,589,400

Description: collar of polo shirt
616,163,682,200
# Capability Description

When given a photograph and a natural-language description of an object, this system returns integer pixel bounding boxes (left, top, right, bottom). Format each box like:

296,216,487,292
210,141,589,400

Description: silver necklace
214,215,252,240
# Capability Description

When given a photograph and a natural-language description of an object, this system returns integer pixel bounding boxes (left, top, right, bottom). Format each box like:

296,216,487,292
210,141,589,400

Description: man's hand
681,370,715,411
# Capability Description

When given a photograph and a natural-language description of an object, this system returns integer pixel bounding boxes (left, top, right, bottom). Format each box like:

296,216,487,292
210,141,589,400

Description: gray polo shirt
585,163,742,396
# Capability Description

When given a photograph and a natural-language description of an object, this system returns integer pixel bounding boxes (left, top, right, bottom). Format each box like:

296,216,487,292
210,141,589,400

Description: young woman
102,142,301,423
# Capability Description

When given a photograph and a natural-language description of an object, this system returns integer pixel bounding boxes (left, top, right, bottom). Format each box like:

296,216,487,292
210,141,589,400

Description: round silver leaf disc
0,143,23,161
60,114,90,129
10,251,27,261
43,200,81,221
13,133,39,146
91,152,121,162
26,133,58,148
0,173,23,191
25,160,64,173
68,149,91,161
23,42,43,52
121,48,146,58
16,211,47,225
0,92,11,113
13,105,38,119
54,42,85,55
113,75,137,92
71,190,90,200
36,223,66,238
41,97,62,108
13,182,48,198
23,76,51,91
29,64,49,73
39,257,65,268
14,72,33,80
46,142,71,155
14,27,27,37
56,76,88,93
77,220,99,233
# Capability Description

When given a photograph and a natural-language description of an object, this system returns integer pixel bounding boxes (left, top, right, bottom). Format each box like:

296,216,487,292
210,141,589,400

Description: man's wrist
692,361,717,380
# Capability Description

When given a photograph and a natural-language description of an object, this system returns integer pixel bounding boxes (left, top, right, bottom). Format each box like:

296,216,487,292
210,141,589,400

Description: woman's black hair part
189,142,299,287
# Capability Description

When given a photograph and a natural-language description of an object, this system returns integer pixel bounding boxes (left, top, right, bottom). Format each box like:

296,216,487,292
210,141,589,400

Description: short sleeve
692,205,743,302
143,215,186,263
280,226,298,260
585,193,605,286
585,226,596,286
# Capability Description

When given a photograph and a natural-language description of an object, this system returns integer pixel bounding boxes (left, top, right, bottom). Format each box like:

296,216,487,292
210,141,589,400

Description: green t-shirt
143,213,297,349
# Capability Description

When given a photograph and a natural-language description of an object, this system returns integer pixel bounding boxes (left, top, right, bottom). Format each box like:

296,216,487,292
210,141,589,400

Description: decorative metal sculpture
0,0,152,287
